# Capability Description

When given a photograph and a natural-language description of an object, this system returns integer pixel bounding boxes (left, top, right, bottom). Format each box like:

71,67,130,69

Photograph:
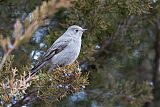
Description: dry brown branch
0,0,73,70
0,68,33,104
0,59,89,106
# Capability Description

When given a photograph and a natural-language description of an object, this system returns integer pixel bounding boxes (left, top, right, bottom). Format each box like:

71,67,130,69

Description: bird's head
65,25,87,38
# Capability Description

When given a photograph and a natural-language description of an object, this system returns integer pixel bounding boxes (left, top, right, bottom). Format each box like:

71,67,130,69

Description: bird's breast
67,39,81,58
65,40,81,64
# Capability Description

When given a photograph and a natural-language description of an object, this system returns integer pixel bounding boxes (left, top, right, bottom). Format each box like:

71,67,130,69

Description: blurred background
0,0,160,107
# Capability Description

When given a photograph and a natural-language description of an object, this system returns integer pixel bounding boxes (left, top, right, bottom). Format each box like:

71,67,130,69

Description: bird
29,25,87,77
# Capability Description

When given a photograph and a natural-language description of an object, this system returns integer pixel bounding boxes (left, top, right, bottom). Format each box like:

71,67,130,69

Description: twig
0,0,73,70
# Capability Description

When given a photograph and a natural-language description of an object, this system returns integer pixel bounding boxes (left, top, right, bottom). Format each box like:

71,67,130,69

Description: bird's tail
25,61,46,80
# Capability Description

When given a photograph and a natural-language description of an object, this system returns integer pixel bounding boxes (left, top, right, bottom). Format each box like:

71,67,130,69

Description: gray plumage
30,25,87,76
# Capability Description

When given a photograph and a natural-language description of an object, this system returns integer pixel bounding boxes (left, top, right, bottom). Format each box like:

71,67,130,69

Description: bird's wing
42,39,71,61
31,38,72,71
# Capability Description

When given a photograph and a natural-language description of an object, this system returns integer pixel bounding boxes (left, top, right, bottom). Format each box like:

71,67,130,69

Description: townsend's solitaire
30,25,87,76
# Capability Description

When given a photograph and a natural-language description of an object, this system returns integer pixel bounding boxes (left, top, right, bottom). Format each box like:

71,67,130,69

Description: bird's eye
75,29,78,32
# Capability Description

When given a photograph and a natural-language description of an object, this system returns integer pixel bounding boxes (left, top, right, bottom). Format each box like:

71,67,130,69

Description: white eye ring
75,29,78,32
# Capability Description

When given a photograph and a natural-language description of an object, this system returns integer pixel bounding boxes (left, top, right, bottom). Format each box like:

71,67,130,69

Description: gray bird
30,25,87,76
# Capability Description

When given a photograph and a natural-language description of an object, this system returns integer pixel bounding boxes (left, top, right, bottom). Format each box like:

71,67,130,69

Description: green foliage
0,0,88,106
0,0,159,106
0,56,89,106
31,62,89,103
46,0,154,76
45,0,155,106
0,0,44,34
89,81,152,107
48,0,152,61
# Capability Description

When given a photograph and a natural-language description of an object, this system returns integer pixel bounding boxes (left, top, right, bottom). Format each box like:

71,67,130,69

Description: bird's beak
82,29,87,32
